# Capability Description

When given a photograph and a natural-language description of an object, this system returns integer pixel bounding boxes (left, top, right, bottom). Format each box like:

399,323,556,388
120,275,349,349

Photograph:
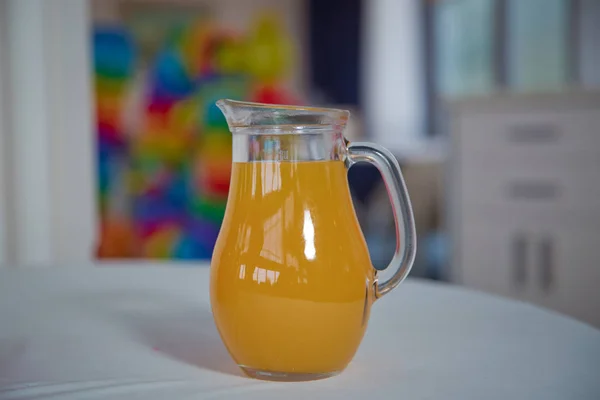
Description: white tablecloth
1,267,599,400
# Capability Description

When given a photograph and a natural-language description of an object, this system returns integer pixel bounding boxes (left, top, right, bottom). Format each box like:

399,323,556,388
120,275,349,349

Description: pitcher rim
216,99,351,132
217,99,350,115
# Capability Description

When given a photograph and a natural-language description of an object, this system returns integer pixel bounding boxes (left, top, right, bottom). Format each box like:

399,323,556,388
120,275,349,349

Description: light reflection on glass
286,253,299,270
250,163,258,196
261,161,281,195
261,210,283,263
237,226,252,253
239,264,246,279
303,209,316,260
260,249,282,263
284,193,294,230
252,266,280,285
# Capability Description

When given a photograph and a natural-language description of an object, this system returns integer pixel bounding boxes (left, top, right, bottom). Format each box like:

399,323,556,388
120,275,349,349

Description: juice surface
210,160,375,374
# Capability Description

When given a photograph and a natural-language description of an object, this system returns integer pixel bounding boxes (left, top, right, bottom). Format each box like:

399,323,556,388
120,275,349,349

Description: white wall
362,0,425,152
0,0,96,267
6,0,54,266
0,0,10,265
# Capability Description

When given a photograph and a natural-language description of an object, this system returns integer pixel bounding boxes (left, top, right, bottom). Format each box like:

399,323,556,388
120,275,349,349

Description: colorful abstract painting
93,5,298,260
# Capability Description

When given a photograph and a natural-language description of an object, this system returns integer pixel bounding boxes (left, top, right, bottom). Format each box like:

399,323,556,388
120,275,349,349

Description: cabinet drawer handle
539,236,554,292
512,233,527,288
507,124,559,144
506,181,560,201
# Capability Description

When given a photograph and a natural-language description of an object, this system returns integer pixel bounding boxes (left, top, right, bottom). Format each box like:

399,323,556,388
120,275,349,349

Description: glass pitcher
210,99,416,381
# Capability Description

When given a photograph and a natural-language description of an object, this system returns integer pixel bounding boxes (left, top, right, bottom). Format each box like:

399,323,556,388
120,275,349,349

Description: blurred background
0,0,598,327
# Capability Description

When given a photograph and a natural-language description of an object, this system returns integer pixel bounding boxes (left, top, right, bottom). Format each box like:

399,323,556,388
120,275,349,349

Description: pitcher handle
345,142,417,299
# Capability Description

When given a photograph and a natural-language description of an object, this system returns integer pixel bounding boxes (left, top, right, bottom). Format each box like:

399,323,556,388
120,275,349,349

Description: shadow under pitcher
210,99,417,381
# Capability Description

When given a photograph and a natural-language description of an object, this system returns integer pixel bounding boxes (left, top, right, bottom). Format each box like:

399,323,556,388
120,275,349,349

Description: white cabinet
449,92,600,327
458,216,529,300
530,226,600,327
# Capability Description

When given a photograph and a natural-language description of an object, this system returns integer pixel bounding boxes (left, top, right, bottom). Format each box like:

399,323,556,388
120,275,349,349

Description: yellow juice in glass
210,160,375,376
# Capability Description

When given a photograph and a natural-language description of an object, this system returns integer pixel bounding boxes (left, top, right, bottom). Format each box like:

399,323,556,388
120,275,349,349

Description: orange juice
210,160,375,376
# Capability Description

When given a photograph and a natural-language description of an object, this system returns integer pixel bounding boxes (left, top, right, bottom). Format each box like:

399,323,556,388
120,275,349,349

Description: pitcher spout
216,99,350,134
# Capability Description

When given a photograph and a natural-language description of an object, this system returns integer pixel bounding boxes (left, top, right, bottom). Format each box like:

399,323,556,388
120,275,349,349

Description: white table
1,267,599,400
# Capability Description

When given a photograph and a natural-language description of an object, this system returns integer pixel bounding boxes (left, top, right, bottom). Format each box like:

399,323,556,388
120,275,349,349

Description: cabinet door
458,216,534,302
458,109,600,165
460,163,600,215
530,228,600,327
